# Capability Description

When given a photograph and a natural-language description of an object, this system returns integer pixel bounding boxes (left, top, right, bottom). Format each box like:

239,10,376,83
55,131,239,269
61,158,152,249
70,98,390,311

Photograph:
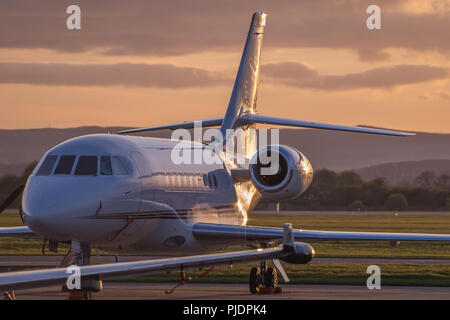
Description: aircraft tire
264,267,278,288
249,267,262,294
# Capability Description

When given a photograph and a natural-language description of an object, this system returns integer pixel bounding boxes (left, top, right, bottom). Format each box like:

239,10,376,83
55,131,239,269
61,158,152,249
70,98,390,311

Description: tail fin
220,12,266,136
218,12,266,156
118,12,414,141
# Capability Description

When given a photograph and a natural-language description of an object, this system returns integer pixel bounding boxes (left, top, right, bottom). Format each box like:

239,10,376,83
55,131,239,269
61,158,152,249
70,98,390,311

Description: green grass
248,213,450,233
0,212,69,254
247,214,450,259
1,212,25,228
111,262,450,287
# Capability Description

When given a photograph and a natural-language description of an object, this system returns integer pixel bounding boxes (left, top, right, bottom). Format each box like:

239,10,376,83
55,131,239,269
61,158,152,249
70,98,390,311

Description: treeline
2,163,450,211
0,162,37,209
259,169,450,211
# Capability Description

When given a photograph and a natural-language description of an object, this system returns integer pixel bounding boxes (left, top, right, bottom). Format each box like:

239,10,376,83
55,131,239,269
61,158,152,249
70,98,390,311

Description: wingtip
389,131,416,137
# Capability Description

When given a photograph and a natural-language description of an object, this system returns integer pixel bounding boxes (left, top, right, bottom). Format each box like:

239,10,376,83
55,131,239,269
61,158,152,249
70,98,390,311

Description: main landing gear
248,261,282,294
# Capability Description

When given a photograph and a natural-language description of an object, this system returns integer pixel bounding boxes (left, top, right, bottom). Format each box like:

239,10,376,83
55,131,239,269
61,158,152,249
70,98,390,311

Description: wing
0,225,299,291
192,223,450,242
0,226,39,239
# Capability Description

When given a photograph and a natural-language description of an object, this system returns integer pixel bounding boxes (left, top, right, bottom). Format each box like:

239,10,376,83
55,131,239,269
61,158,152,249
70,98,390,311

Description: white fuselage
22,134,260,254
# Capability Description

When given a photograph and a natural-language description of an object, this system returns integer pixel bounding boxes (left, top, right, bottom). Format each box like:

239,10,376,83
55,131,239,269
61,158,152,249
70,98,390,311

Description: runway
10,282,450,300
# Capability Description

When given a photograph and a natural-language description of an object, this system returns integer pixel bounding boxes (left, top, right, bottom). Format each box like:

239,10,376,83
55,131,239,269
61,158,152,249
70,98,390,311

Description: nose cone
22,176,99,240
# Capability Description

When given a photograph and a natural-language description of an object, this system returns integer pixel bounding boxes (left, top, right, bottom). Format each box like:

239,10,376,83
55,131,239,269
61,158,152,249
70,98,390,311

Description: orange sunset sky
0,0,449,132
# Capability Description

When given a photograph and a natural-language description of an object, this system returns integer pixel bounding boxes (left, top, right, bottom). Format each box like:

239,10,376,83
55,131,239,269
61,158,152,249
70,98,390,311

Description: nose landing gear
248,261,282,294
61,242,102,300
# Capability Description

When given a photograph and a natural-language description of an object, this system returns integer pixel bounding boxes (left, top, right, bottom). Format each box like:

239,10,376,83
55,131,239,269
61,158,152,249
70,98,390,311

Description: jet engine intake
249,145,313,200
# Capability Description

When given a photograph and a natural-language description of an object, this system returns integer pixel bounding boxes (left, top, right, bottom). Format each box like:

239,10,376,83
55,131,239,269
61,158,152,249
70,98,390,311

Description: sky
0,0,449,132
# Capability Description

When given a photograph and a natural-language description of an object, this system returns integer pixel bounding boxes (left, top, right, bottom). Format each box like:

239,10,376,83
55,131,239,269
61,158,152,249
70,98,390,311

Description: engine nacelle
249,145,313,200
281,242,315,264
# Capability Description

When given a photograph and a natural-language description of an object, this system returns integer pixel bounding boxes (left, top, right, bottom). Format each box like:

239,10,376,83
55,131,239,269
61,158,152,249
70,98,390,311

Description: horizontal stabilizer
117,117,223,134
238,114,415,136
120,114,414,136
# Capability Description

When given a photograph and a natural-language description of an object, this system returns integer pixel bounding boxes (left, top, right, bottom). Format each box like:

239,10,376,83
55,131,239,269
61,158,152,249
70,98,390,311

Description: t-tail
217,12,266,156
118,12,414,147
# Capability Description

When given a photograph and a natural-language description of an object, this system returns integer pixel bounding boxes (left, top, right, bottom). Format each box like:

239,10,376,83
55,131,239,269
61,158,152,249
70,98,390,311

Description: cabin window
36,155,58,176
100,156,113,175
111,156,129,175
75,156,98,175
207,173,212,187
212,173,218,188
54,155,76,175
215,169,233,189
204,172,218,188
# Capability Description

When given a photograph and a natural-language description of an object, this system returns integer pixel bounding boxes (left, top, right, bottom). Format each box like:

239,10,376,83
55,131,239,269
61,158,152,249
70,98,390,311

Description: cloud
418,94,431,100
1,0,450,60
0,61,447,91
0,62,231,88
357,49,391,62
263,62,449,90
441,92,450,100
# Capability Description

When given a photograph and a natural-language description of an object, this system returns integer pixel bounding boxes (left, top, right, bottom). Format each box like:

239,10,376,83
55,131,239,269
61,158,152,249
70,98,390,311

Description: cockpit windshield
35,155,129,176
36,155,58,176
75,156,98,175
54,155,76,175
100,156,112,175
111,156,129,175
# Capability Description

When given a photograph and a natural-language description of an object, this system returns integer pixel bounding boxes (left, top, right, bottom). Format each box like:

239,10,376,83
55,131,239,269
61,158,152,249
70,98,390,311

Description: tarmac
1,254,448,300
8,282,450,300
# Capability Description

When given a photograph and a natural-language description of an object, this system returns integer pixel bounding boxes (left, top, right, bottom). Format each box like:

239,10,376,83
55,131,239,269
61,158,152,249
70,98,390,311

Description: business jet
1,12,449,299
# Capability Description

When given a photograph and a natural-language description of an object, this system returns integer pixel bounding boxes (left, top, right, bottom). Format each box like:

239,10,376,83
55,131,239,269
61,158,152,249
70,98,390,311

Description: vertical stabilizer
220,12,266,138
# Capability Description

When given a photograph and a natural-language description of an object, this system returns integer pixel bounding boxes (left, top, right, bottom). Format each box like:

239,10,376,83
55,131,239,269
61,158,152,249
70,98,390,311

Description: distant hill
0,127,167,176
279,129,450,171
355,159,450,186
1,126,450,177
